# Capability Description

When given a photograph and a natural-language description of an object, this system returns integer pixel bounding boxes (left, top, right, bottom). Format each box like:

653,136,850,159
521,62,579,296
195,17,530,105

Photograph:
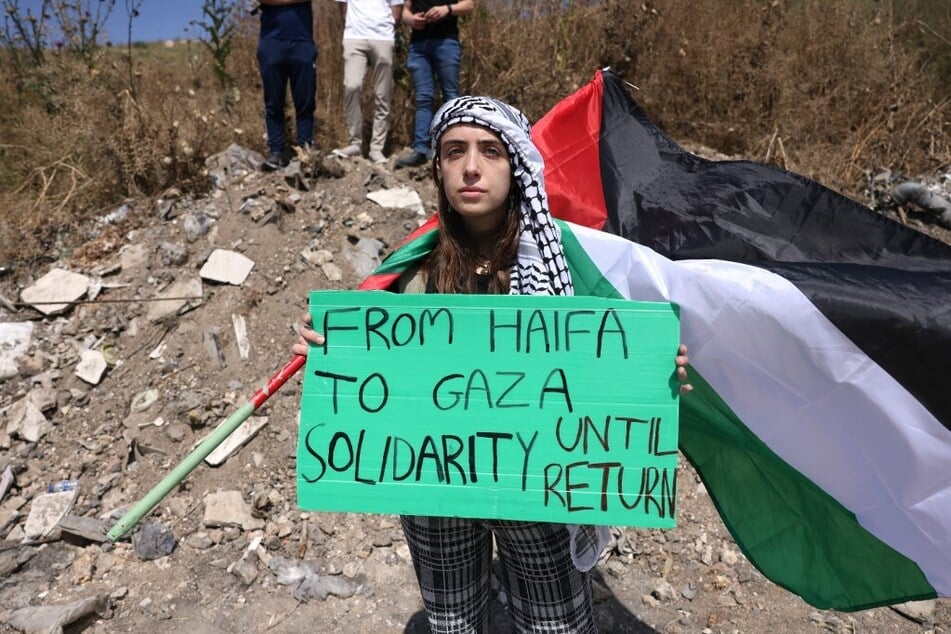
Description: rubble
0,321,33,381
203,490,264,531
199,249,255,286
74,349,107,385
7,595,105,634
22,489,78,542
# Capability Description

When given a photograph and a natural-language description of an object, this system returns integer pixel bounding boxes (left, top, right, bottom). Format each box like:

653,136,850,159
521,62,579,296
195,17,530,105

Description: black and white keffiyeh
431,97,612,573
430,96,574,297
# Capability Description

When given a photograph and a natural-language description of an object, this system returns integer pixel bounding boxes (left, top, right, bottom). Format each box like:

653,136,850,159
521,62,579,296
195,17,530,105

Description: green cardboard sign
298,291,680,528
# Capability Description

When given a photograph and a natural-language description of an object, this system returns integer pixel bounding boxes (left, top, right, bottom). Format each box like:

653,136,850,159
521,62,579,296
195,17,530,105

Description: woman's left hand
676,343,693,395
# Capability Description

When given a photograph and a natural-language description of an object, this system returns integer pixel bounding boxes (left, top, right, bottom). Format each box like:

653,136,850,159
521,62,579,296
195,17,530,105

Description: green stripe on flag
559,221,937,610
373,229,437,277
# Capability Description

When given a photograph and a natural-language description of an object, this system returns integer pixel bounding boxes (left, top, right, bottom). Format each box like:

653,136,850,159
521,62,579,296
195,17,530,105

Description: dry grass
1,0,948,265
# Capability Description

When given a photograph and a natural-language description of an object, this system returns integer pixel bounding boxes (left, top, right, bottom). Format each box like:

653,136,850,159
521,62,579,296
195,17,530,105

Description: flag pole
105,355,307,542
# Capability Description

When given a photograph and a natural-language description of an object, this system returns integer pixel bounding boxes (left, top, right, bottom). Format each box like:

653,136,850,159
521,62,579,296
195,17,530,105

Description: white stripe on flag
568,221,951,595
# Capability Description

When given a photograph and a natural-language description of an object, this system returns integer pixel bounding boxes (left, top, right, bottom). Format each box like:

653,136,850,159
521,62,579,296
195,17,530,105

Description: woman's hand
676,344,693,395
292,312,325,356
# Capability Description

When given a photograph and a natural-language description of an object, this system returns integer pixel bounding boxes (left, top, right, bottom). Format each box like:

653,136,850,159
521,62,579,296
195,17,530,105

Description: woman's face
437,123,512,238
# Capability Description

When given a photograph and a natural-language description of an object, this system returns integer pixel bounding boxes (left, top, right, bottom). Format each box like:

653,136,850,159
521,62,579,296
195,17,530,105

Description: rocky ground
0,143,948,634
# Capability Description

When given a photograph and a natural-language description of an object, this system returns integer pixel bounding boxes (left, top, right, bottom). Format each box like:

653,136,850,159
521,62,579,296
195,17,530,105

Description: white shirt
337,0,403,41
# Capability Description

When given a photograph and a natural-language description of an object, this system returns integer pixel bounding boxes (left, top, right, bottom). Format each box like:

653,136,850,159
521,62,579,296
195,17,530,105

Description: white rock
74,349,107,385
200,416,268,466
203,490,264,531
0,321,34,381
20,268,90,315
23,490,78,542
231,314,250,360
321,262,343,282
200,249,254,285
5,399,51,442
147,277,203,322
367,187,425,215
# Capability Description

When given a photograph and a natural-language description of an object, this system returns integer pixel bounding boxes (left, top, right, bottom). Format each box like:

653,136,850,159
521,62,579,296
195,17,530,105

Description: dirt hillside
0,145,948,634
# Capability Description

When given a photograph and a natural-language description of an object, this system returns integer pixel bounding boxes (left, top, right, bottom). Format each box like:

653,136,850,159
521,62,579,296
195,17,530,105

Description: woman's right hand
292,312,325,356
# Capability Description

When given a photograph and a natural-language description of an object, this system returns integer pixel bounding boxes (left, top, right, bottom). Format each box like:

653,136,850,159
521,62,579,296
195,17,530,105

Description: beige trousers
342,38,394,153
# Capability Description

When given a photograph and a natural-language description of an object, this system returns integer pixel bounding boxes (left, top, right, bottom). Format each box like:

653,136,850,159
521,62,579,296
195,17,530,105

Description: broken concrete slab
8,595,105,634
203,490,264,531
20,268,90,315
74,349,107,385
366,187,425,215
23,489,78,542
200,416,268,467
146,277,203,323
5,399,51,442
57,515,111,543
0,321,34,381
199,249,254,286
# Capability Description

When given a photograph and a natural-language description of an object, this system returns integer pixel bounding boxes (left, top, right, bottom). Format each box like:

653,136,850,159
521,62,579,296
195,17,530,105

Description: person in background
295,95,692,632
394,0,474,168
332,0,403,164
256,0,317,171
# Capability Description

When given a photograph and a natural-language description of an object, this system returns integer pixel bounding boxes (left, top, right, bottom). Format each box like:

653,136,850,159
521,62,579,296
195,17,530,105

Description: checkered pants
400,515,597,633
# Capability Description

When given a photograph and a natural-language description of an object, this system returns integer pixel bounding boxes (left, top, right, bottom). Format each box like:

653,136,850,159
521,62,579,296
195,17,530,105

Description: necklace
474,260,491,276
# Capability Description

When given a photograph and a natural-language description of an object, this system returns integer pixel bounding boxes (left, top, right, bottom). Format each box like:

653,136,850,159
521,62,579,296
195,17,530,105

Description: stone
199,249,255,286
26,387,57,413
203,490,264,531
119,243,149,272
366,187,425,215
74,350,107,385
158,241,188,267
231,559,259,585
8,596,105,634
718,546,739,565
71,551,95,583
133,523,177,561
5,399,51,442
650,579,677,602
891,599,936,623
321,263,343,282
147,277,203,323
23,489,78,542
300,246,334,267
58,515,110,543
231,314,250,360
0,321,33,381
200,416,268,466
20,268,90,315
183,213,213,242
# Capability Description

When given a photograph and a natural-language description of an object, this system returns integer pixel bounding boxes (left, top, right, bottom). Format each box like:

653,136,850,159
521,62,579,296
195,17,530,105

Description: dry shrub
1,0,948,266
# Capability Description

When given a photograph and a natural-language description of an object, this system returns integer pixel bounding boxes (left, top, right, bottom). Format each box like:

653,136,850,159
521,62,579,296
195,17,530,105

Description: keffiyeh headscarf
430,96,574,297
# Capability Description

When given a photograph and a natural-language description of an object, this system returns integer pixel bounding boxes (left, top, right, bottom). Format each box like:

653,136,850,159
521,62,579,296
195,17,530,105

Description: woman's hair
425,143,521,294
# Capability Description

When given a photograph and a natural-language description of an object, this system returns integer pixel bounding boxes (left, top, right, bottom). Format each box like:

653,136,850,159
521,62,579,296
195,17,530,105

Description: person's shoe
395,150,429,168
332,144,361,159
368,150,387,164
261,152,288,171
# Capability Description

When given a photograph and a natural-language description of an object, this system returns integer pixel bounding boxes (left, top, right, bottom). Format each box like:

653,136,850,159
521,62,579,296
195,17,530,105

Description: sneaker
368,150,387,164
395,150,429,168
261,152,288,171
332,144,361,159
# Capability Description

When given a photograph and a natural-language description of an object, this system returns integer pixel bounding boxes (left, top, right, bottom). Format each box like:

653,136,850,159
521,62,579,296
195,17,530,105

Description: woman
295,95,691,633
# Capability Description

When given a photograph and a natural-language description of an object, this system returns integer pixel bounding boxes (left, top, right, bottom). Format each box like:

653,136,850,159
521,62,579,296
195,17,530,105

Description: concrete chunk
200,249,254,285
203,490,264,531
366,187,425,215
23,489,78,542
20,268,90,315
6,398,51,442
74,349,107,385
0,321,33,381
147,277,203,323
201,416,268,466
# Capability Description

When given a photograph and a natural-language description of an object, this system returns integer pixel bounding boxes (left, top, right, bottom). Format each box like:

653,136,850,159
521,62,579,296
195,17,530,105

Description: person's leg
257,37,288,155
368,39,394,155
432,37,462,103
342,38,368,150
288,38,317,148
491,521,597,633
400,515,493,633
406,39,436,155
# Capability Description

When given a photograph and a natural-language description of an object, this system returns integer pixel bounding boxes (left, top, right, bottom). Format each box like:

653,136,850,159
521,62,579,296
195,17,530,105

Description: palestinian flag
360,71,951,611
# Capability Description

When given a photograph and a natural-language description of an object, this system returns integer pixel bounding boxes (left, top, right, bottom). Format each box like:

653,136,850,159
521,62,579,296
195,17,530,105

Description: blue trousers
407,37,462,154
256,37,317,154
